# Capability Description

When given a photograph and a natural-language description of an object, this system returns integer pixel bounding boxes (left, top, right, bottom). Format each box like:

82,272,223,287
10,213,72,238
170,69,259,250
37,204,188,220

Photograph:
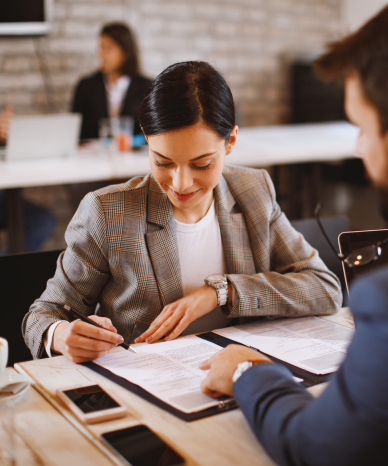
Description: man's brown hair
314,5,388,133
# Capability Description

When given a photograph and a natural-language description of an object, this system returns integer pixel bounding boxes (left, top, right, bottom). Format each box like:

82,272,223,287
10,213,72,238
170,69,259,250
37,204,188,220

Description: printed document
94,335,226,413
214,316,354,375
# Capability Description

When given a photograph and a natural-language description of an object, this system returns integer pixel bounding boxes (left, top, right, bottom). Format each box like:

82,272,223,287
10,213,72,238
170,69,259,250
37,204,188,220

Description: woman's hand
199,345,271,398
135,284,218,344
52,315,124,363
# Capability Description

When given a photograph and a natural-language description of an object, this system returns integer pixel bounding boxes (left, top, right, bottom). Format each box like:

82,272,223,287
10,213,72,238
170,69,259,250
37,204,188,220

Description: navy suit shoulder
234,265,388,466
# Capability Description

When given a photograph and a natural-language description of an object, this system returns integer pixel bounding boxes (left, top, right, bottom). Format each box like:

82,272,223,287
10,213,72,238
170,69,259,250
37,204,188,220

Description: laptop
5,113,82,160
339,229,388,295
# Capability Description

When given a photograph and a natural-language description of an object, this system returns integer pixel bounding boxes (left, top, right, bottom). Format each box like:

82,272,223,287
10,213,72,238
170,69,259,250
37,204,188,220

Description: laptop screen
339,229,388,293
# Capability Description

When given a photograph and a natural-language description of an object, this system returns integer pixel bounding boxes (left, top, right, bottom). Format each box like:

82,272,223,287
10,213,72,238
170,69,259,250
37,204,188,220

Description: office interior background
1,0,387,252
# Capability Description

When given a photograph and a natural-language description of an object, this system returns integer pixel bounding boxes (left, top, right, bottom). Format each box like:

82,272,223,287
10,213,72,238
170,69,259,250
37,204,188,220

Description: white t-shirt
176,200,231,335
105,75,131,118
44,201,230,356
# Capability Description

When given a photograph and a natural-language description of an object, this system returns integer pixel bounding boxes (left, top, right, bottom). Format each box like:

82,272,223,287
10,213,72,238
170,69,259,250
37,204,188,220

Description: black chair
0,249,63,366
291,216,350,294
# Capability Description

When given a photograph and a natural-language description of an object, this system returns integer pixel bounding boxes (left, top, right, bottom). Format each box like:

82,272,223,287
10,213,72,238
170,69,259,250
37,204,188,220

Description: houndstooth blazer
23,165,342,359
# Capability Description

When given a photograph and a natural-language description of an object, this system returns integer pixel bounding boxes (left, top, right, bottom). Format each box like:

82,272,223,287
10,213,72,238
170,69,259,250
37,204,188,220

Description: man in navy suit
200,6,388,466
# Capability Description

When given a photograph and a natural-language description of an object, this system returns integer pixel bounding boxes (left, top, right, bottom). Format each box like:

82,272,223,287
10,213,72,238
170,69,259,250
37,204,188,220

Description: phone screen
101,425,185,466
62,385,120,414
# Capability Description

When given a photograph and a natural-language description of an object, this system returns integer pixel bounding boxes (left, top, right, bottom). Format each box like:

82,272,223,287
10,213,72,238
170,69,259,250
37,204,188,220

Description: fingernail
146,337,153,343
112,326,117,332
117,336,124,344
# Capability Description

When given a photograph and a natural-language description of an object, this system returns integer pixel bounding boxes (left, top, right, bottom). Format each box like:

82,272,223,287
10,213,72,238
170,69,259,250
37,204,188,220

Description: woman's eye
193,163,211,171
155,160,172,168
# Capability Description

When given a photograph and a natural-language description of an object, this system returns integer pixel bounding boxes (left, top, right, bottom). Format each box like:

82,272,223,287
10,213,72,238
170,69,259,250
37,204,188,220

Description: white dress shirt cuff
44,321,66,357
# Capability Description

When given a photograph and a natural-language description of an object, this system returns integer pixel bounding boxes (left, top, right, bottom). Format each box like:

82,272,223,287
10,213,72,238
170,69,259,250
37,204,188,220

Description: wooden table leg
5,188,26,254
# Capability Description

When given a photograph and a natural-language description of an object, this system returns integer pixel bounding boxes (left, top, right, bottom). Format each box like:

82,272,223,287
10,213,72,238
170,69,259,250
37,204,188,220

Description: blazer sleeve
226,171,342,318
233,269,388,466
22,192,111,359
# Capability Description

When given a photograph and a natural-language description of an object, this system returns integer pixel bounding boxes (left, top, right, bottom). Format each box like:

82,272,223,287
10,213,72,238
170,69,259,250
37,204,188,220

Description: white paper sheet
94,335,227,413
213,317,354,375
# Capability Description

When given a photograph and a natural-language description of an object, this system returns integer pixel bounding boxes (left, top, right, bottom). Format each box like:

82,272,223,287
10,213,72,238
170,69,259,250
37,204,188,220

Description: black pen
64,304,137,354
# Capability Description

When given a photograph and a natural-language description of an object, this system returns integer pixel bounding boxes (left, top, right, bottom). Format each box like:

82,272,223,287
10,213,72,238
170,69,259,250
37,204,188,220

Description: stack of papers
94,336,229,414
214,316,354,375
94,315,355,414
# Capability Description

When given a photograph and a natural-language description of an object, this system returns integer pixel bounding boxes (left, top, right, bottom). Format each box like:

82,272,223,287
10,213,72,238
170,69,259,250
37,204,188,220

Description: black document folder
83,348,238,423
84,330,332,422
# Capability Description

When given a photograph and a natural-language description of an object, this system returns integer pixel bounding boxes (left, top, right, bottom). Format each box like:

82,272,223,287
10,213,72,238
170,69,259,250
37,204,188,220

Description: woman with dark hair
23,61,342,362
72,22,152,140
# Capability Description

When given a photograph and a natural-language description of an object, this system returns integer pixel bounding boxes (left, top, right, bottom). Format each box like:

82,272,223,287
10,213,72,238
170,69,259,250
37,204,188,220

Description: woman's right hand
52,315,124,363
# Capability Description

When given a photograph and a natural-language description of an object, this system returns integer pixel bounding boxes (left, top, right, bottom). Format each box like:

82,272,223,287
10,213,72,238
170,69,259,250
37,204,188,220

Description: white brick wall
0,0,342,124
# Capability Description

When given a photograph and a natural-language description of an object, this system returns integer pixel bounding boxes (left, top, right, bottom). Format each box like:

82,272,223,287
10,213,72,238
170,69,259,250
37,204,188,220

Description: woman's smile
170,189,200,202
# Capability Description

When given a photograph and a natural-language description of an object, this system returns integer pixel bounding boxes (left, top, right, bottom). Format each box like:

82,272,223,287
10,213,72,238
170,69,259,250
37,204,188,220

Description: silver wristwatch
204,274,228,306
232,361,253,383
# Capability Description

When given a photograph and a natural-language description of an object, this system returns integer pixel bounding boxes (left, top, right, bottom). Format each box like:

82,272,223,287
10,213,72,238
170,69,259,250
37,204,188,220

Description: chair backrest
291,216,350,294
0,249,63,366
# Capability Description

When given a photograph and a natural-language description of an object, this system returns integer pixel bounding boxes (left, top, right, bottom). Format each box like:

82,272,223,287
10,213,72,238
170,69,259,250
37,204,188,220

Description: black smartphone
56,385,128,424
101,425,185,466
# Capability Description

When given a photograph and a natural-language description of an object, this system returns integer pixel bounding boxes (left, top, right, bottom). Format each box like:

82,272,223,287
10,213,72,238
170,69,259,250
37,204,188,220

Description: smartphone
56,384,128,424
101,425,185,466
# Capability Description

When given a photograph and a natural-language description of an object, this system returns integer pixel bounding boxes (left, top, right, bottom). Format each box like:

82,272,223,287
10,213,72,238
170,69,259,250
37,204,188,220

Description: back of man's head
315,6,388,134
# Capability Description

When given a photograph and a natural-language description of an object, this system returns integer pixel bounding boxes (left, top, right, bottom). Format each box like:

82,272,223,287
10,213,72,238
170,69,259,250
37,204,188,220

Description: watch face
207,273,225,282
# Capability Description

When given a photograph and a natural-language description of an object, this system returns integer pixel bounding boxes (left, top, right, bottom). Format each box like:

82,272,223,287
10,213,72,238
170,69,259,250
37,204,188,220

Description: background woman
23,61,342,362
72,22,152,140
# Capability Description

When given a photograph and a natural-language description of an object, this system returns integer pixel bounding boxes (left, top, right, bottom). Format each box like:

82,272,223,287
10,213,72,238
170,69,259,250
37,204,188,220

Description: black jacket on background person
72,71,152,140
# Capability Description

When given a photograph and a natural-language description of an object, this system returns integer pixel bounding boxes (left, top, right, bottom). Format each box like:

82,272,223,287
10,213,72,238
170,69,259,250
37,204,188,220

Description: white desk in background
0,121,358,253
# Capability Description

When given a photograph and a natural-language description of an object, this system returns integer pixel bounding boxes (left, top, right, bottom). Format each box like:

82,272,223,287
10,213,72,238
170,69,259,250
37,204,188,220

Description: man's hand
135,284,218,344
52,315,124,363
199,345,272,398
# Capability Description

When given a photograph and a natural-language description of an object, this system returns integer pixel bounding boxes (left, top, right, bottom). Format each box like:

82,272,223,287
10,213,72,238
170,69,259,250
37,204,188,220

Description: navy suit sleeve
234,267,388,466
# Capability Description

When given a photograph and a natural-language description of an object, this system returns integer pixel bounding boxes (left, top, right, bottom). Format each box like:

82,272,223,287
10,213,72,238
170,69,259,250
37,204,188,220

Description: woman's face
99,34,126,75
148,122,238,223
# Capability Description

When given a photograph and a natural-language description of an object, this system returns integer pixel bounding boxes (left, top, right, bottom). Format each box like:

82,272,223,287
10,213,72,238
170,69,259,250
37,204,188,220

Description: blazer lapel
145,177,183,307
215,175,256,275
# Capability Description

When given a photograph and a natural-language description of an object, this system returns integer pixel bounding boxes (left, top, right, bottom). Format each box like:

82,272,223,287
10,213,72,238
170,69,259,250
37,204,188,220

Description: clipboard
83,358,238,423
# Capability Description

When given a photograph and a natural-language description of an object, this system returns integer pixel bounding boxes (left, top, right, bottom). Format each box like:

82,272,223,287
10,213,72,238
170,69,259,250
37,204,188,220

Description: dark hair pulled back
101,22,140,77
139,61,235,141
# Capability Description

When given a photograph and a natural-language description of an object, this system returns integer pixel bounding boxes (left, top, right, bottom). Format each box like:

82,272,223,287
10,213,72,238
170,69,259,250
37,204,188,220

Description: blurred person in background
0,106,56,254
72,22,152,141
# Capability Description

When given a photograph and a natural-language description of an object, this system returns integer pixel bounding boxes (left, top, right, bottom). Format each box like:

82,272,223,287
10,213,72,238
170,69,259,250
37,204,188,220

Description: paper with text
94,335,227,413
213,316,354,375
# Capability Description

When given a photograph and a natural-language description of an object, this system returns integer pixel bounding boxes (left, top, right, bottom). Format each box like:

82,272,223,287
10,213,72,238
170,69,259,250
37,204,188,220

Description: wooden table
0,122,358,253
13,358,276,466
6,308,353,465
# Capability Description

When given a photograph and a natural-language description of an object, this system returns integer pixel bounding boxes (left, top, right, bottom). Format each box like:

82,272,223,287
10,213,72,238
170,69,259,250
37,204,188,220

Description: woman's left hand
135,284,218,344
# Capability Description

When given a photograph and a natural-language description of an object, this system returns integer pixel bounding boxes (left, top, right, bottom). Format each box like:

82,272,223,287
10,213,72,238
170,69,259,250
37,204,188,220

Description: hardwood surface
10,308,354,465
15,356,276,466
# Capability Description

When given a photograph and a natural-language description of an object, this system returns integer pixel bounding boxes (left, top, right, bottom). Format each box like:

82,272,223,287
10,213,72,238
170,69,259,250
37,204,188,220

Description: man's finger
199,359,211,370
201,377,222,398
